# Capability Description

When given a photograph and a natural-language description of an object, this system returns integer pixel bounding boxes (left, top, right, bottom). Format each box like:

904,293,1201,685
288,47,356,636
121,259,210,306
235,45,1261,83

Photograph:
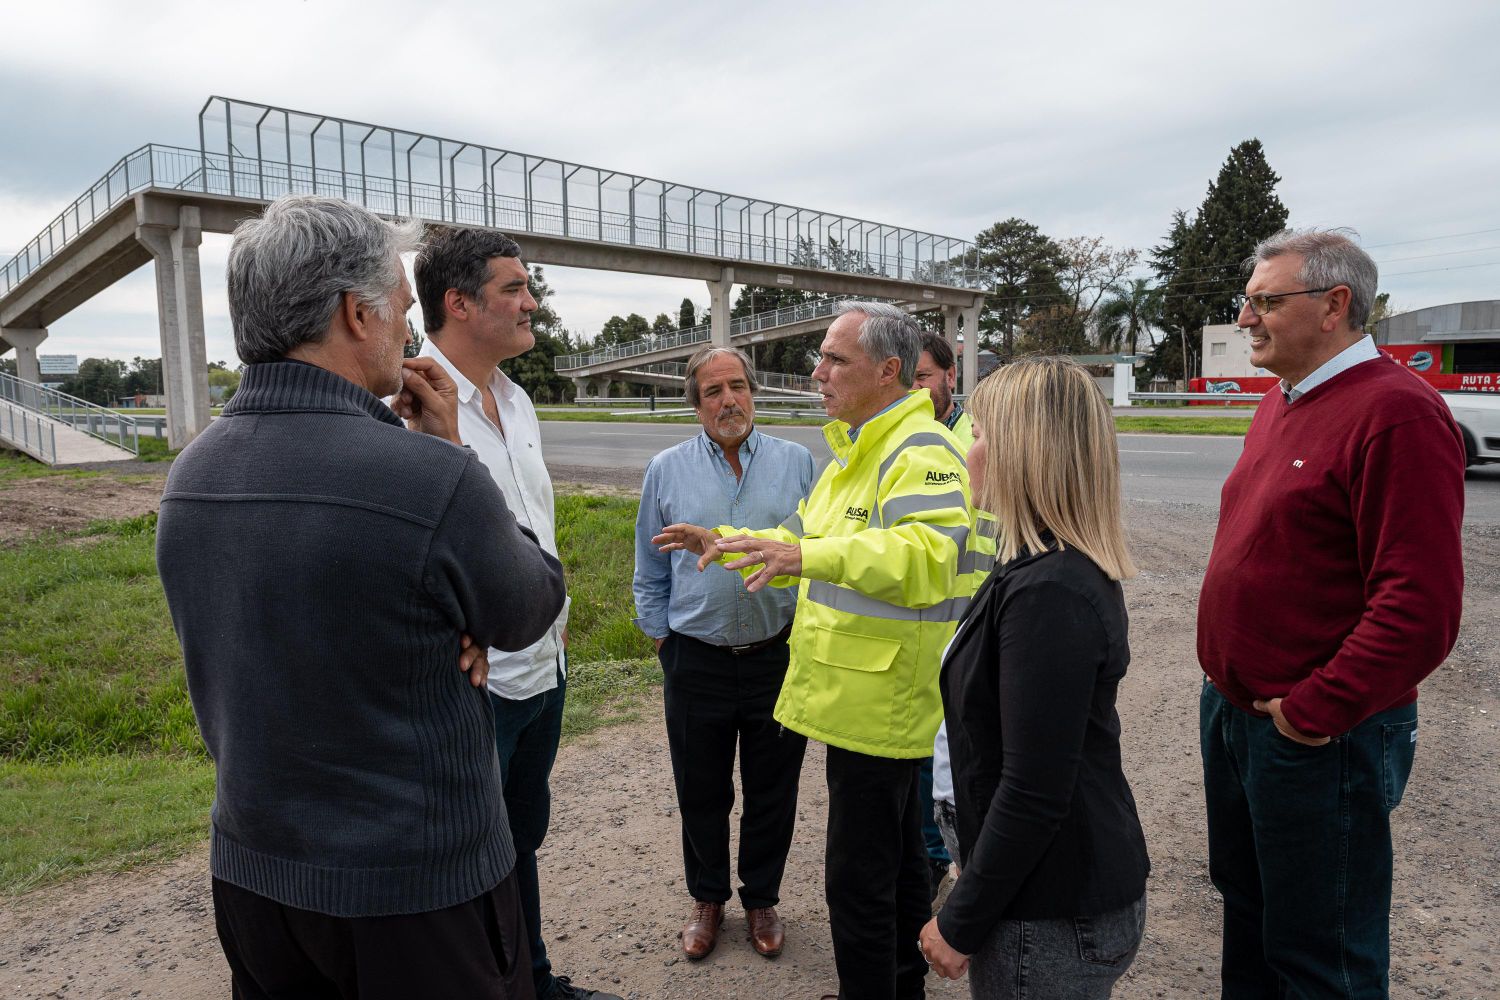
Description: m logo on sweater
1293,459,1305,468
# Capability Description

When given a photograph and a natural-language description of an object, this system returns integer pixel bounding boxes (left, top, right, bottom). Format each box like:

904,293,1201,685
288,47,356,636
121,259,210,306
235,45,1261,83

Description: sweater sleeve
936,580,1107,955
1279,413,1465,738
423,453,566,653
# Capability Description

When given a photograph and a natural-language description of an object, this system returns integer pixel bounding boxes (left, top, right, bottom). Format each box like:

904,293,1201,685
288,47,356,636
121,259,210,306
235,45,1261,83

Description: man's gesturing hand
393,357,462,444
715,535,801,593
652,523,722,569
1252,697,1331,746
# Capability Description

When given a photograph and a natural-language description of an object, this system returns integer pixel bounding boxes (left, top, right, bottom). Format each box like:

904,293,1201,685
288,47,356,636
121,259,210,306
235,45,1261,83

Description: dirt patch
1,485,1495,999
0,473,166,545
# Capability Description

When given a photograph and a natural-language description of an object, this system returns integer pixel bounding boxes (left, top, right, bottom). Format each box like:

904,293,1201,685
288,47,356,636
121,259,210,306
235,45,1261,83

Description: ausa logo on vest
845,506,870,521
925,471,961,485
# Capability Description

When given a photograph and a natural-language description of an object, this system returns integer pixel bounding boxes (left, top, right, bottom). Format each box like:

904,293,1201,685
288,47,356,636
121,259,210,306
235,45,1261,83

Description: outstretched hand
652,523,722,570
714,535,801,592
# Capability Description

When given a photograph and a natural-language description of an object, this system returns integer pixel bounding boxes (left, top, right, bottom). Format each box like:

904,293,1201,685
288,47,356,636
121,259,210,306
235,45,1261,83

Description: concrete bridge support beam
959,301,982,394
942,306,959,368
0,326,48,387
135,201,211,449
706,266,735,348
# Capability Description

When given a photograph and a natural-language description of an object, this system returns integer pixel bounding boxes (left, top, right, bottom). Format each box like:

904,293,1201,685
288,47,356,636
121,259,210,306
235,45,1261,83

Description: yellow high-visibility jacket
718,389,984,758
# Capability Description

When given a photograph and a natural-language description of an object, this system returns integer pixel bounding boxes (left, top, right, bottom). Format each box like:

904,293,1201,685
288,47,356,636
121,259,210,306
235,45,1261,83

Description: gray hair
684,346,759,407
227,195,425,363
834,300,921,387
1247,228,1379,331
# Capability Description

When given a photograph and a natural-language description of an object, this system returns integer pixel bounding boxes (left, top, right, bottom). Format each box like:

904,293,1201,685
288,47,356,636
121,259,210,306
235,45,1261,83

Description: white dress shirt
421,339,569,700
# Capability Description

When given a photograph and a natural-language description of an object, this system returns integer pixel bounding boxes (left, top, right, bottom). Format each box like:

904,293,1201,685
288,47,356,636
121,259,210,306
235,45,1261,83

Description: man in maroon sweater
1197,229,1464,999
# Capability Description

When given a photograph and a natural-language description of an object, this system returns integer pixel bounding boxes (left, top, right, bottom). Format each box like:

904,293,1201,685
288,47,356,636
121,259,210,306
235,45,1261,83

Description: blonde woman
919,357,1149,998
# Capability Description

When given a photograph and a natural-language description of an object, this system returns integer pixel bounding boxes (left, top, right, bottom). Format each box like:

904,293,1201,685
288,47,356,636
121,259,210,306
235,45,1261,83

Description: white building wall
1200,323,1272,379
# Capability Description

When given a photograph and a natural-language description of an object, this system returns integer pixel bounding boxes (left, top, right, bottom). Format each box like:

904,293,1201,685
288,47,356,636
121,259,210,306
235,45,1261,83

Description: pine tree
678,297,697,330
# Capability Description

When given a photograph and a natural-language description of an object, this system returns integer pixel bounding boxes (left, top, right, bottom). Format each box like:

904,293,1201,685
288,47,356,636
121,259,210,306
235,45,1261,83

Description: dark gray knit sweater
156,361,565,917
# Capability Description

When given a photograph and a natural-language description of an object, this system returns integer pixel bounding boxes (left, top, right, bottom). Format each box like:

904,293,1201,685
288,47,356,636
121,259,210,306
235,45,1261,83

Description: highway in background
539,422,1500,527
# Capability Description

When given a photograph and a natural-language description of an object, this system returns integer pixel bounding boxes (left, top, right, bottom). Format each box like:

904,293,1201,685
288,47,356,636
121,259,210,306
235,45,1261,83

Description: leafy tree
0,357,15,377
1365,292,1393,336
207,365,241,404
1096,279,1163,357
972,218,1067,360
651,313,677,338
404,320,424,359
61,358,127,405
1154,139,1290,381
122,356,162,396
499,266,575,403
596,313,651,347
678,297,698,330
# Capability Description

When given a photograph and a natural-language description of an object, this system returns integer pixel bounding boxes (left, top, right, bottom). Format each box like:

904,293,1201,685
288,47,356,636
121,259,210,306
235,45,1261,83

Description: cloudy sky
2,0,1497,365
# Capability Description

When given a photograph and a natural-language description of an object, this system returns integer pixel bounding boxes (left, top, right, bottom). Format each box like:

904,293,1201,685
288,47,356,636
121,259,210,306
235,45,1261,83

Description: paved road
538,422,1500,527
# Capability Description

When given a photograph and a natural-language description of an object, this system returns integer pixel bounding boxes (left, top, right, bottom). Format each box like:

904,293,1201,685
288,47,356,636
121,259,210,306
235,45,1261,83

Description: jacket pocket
1382,719,1417,811
800,626,902,740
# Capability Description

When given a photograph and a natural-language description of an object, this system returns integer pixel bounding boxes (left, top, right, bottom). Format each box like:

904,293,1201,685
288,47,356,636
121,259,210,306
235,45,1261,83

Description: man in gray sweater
156,195,565,999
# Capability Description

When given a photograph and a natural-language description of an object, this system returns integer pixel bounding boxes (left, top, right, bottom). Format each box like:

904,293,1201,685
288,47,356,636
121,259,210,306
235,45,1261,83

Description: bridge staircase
0,372,139,465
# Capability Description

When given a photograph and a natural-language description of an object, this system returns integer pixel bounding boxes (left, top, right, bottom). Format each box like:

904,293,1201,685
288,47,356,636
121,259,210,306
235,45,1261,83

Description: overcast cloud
2,0,1497,364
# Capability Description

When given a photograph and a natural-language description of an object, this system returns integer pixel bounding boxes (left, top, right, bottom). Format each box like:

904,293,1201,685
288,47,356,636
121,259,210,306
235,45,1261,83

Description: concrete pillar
706,266,735,348
0,326,47,386
1113,361,1135,407
942,306,959,356
959,301,982,395
136,201,211,449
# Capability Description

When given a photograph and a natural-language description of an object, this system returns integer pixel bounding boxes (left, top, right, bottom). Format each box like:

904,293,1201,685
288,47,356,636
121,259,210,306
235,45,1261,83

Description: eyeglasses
1236,287,1336,317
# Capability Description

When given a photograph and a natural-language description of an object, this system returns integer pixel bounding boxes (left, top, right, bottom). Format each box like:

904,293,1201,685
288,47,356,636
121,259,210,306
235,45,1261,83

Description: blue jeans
918,757,951,865
1200,681,1418,999
491,662,567,1000
966,894,1146,999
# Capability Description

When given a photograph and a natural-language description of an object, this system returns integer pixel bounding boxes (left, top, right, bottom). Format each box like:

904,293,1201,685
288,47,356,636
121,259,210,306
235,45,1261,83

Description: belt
719,624,793,656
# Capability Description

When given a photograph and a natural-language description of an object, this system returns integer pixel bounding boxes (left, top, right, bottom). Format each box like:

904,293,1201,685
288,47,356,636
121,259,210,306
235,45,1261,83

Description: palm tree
1095,278,1162,357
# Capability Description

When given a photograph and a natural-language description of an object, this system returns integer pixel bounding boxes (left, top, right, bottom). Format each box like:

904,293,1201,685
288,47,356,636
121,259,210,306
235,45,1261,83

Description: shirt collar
700,427,761,459
420,338,516,407
848,393,910,443
1282,334,1380,403
942,401,965,431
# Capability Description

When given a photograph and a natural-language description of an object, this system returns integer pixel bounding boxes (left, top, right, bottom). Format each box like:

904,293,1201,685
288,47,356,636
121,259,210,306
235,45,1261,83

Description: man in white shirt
413,228,619,1000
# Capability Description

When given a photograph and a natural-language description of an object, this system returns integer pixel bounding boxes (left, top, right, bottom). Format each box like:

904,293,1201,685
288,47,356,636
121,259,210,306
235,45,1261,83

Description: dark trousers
917,757,950,865
492,664,567,999
213,872,534,1000
1200,681,1418,1000
660,630,807,908
825,746,930,1000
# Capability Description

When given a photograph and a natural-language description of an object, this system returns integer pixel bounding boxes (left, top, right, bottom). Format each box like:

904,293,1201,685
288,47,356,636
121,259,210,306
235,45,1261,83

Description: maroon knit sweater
1198,355,1465,738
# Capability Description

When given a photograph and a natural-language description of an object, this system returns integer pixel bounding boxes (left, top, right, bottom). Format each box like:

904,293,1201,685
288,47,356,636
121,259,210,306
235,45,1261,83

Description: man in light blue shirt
633,346,814,962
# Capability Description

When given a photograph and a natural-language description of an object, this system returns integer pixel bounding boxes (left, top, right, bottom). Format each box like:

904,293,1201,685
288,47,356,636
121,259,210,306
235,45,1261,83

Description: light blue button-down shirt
1282,335,1381,404
633,428,815,645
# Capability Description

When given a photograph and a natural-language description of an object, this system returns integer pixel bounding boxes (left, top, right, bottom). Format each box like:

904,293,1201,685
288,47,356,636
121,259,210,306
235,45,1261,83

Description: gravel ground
1,466,1495,999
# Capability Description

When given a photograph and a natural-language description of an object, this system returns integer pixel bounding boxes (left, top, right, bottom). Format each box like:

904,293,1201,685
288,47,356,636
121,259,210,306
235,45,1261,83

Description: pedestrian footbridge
1,96,985,449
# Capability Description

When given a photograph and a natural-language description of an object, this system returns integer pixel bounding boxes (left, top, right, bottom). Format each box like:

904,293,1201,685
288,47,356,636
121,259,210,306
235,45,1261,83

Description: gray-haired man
157,195,564,999
634,346,814,960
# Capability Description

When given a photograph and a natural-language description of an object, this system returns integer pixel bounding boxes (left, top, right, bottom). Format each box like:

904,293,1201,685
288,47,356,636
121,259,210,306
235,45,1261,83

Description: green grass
0,755,215,894
0,450,98,482
133,436,178,462
0,492,658,893
1114,415,1253,435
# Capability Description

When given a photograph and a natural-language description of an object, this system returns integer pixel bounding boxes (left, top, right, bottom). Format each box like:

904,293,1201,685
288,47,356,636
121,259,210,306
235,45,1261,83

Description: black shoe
545,975,623,1000
928,857,951,903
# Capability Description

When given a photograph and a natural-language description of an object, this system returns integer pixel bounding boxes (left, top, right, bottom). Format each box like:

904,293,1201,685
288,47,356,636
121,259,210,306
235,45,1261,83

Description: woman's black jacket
935,539,1149,956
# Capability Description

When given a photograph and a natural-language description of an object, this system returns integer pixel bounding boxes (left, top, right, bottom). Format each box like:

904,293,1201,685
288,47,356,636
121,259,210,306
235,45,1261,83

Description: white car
1442,391,1500,466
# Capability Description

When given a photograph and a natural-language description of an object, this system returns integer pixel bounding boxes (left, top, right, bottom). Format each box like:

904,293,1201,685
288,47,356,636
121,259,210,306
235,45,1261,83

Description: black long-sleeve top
936,537,1149,955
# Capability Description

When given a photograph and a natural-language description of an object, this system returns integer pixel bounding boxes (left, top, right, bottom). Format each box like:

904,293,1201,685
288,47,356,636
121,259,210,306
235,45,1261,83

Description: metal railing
557,297,854,371
1129,391,1265,404
0,398,58,463
616,360,818,394
0,372,140,454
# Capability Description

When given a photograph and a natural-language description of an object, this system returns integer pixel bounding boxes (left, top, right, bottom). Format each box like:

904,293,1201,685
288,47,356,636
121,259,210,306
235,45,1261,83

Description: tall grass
0,492,656,892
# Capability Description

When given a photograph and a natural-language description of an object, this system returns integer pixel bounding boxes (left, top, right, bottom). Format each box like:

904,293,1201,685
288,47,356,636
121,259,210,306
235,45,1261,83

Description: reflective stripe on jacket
718,389,982,757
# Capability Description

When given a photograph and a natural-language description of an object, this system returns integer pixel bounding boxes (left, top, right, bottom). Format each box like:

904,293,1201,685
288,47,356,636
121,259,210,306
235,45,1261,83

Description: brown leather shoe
745,905,785,958
681,900,723,959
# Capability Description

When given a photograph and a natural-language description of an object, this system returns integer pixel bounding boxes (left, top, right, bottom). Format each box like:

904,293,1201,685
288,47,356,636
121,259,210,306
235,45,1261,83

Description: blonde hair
968,357,1136,580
